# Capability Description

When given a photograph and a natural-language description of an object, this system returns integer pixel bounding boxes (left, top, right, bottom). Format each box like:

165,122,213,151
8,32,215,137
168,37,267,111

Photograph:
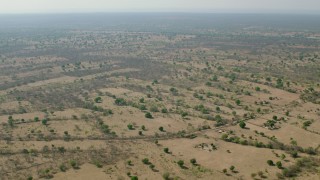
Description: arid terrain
0,14,320,180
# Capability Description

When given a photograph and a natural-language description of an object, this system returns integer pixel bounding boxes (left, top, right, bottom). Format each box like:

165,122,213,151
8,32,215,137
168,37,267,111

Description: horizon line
1,11,320,15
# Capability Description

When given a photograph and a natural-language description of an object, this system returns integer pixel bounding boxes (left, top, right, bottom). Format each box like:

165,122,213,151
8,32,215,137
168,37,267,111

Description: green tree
94,97,102,103
70,160,78,169
159,126,164,132
115,98,127,106
145,112,153,119
149,164,155,170
190,158,197,165
34,117,39,122
42,119,48,125
127,124,134,130
59,164,67,172
142,158,150,165
285,111,290,116
177,160,184,168
276,161,282,169
239,121,246,129
139,98,145,103
267,160,274,166
291,151,298,158
162,172,170,180
223,169,227,174
181,112,188,118
161,108,168,113
212,75,218,81
230,165,235,171
141,125,146,131
8,118,14,127
235,99,241,106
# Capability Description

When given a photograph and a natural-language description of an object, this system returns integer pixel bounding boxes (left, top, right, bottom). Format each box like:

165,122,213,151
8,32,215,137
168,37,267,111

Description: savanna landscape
0,13,320,180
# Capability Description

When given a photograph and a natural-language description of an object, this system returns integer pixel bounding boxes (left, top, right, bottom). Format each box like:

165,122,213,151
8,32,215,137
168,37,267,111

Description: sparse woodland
0,14,320,179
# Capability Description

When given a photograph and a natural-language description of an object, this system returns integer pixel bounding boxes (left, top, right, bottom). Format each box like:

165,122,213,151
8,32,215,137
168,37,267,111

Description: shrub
276,161,282,169
161,108,168,113
94,160,103,168
285,111,290,116
181,112,188,118
303,121,312,127
70,160,78,169
41,119,48,125
139,104,147,110
282,166,300,177
162,172,170,180
127,160,132,166
305,147,316,155
239,121,246,129
150,106,159,112
291,151,298,158
149,164,155,169
115,98,127,106
229,165,235,171
267,160,274,166
94,97,102,103
141,125,146,131
177,160,184,168
145,112,153,119
221,134,228,140
139,98,144,103
59,164,67,172
142,158,150,165
164,148,169,154
251,173,257,178
58,146,65,153
223,169,227,174
127,124,134,130
190,158,197,165
159,126,164,132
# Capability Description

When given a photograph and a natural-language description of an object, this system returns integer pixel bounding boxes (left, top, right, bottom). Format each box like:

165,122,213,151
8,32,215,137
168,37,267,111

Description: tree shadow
180,165,188,170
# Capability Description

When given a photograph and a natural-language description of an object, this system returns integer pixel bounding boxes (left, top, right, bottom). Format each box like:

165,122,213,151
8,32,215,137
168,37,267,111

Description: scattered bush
239,121,246,129
267,160,274,166
145,112,153,119
70,160,78,169
190,158,197,165
127,124,134,130
276,161,282,169
177,160,184,168
115,98,127,106
230,165,235,172
94,97,102,103
142,158,150,165
59,164,67,172
159,126,164,132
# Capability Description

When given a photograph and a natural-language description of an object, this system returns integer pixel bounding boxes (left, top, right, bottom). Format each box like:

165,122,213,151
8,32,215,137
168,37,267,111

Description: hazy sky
1,0,320,14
